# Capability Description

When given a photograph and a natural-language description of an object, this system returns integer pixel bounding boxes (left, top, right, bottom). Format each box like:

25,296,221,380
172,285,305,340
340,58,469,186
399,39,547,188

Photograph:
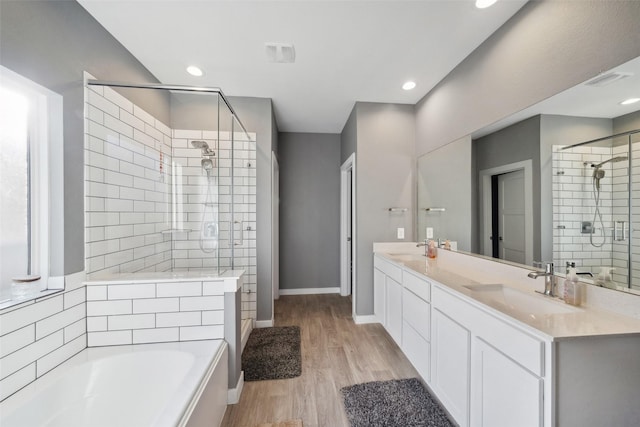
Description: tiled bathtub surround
0,273,87,401
84,80,257,321
553,143,638,290
85,272,243,347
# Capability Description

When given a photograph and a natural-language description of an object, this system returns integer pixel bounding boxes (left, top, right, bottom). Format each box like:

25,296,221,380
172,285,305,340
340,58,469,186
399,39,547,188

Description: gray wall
613,110,640,134
340,107,357,164
278,133,341,290
0,0,167,275
226,97,278,322
417,136,473,251
473,116,542,260
415,0,640,157
352,102,416,316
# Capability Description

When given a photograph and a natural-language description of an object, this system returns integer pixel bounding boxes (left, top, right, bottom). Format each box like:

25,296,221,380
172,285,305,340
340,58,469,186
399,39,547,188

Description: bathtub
0,340,228,427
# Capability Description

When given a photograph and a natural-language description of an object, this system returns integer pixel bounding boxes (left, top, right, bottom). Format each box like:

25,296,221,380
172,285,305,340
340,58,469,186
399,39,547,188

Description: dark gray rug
341,378,454,427
242,326,301,381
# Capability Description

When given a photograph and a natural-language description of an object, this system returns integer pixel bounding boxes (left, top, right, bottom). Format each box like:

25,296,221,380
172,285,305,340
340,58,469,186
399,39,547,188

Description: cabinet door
432,308,470,427
374,268,386,325
471,338,543,427
402,321,430,382
385,276,402,346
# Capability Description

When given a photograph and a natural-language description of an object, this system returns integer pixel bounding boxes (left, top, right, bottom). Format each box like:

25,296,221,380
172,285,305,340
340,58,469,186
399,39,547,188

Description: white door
498,169,526,264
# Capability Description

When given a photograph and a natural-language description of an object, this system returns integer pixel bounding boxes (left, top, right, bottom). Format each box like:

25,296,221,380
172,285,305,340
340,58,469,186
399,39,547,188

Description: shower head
191,140,216,156
592,156,628,169
591,156,628,190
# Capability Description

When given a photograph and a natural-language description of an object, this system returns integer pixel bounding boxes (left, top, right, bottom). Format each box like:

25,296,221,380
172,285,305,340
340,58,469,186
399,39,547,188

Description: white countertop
376,249,640,340
86,269,245,285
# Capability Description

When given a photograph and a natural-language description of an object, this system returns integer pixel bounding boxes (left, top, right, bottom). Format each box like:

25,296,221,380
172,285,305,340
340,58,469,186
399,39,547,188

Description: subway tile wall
85,279,230,347
85,83,173,277
552,144,636,289
85,80,257,321
0,273,87,401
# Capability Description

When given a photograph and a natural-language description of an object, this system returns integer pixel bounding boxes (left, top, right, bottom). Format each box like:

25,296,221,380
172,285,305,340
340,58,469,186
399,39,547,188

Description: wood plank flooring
221,294,419,427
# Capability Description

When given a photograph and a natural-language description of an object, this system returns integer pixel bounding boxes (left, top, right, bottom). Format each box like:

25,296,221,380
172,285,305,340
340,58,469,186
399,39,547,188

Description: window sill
0,288,64,313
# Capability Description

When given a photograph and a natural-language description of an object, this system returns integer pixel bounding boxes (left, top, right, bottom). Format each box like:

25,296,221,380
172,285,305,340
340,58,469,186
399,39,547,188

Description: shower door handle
233,220,244,246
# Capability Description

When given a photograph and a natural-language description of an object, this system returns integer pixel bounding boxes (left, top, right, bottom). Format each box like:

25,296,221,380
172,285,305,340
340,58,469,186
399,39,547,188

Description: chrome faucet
528,262,557,297
416,239,428,256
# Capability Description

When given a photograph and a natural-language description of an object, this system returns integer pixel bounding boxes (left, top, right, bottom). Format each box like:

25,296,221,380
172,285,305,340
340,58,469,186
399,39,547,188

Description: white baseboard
240,319,253,353
255,319,274,328
279,287,340,295
227,371,244,404
353,314,379,324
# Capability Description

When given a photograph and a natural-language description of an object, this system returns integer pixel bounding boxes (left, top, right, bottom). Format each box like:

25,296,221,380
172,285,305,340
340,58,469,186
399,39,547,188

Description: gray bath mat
341,378,454,427
242,326,301,381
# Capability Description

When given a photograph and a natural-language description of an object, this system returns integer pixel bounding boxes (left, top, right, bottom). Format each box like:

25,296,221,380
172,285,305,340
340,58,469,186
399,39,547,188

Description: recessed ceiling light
475,0,498,8
620,98,640,105
402,81,416,91
186,66,203,77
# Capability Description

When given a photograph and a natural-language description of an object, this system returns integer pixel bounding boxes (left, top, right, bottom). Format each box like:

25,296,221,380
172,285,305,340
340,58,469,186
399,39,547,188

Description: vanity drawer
403,287,430,341
433,285,544,377
403,269,430,302
374,255,403,284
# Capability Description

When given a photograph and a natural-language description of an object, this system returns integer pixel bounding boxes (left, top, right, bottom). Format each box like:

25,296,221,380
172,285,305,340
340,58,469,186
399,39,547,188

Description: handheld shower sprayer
589,155,628,247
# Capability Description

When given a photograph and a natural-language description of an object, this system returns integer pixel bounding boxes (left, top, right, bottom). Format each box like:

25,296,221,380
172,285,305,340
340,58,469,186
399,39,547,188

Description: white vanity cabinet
401,269,431,382
373,255,403,346
432,284,546,427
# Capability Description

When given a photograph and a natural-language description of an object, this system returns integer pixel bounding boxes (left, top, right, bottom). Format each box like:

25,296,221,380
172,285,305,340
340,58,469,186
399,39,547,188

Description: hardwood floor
221,294,419,427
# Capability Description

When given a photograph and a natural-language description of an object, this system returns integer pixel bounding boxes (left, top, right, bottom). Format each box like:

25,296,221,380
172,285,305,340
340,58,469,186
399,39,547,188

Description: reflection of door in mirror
496,169,526,264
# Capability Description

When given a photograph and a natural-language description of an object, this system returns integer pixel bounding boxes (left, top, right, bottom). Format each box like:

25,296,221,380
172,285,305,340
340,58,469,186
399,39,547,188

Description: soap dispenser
563,267,581,306
595,267,616,289
427,240,438,259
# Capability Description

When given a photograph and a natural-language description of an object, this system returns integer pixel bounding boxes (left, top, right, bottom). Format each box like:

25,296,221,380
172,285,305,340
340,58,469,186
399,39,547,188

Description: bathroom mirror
417,55,640,295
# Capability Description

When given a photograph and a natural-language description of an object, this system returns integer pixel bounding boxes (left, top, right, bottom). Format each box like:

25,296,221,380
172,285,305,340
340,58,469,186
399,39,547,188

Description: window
0,66,63,304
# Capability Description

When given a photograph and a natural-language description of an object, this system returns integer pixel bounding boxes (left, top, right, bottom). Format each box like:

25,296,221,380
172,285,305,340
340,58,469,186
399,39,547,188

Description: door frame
271,153,279,307
340,154,356,313
479,160,534,266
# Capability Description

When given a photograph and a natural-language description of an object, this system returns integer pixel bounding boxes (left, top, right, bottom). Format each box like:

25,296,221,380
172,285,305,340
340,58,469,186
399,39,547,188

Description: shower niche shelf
161,229,193,235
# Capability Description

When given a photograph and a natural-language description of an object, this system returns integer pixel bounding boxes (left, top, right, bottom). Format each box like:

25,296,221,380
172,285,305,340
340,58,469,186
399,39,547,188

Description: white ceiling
473,55,640,138
78,0,528,133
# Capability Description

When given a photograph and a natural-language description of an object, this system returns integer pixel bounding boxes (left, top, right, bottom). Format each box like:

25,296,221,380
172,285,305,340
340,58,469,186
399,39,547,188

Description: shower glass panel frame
553,129,640,292
84,80,255,310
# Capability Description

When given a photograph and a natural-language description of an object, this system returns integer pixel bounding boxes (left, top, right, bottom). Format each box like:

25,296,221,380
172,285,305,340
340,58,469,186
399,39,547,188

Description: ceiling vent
584,71,633,87
265,43,295,64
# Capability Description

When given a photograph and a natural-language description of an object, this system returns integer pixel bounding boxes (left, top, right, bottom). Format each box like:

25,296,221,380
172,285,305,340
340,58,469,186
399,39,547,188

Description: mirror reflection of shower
588,155,628,248
191,140,218,253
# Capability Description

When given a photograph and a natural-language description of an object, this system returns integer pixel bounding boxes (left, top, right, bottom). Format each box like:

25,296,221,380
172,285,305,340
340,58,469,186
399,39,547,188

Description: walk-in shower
83,78,258,322
553,129,640,291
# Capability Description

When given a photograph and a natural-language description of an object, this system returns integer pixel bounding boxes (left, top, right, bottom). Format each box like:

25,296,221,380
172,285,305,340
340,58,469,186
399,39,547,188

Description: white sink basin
463,284,580,316
387,253,427,263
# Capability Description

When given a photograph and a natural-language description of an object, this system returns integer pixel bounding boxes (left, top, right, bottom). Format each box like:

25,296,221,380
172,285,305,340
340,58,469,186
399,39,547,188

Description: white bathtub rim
0,340,226,426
